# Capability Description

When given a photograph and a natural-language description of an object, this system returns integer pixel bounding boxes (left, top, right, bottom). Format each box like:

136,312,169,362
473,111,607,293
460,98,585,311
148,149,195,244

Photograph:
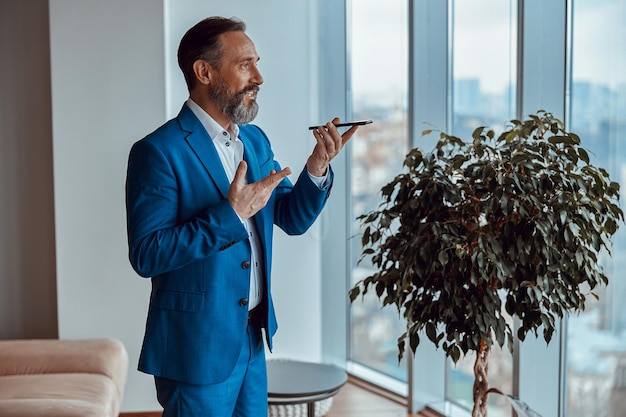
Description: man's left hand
306,117,358,177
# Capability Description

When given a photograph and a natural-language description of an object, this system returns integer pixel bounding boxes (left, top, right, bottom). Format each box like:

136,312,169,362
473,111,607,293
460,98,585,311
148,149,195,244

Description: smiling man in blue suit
125,16,358,417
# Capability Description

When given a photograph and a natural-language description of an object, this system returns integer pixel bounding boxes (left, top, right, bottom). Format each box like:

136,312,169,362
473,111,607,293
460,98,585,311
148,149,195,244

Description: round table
267,360,348,417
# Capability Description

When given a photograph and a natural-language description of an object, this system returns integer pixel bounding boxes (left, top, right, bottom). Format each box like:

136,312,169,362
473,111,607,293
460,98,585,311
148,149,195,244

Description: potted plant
349,111,623,417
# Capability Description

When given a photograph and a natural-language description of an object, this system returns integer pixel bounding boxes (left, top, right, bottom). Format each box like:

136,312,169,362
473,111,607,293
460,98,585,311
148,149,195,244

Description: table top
267,360,348,399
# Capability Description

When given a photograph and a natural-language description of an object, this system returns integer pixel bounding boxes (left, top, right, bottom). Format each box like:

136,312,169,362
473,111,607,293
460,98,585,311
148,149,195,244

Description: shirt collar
186,98,240,140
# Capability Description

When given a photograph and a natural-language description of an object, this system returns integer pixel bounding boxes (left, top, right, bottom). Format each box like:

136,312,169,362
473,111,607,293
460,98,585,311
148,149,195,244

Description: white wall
49,0,166,411
50,0,322,411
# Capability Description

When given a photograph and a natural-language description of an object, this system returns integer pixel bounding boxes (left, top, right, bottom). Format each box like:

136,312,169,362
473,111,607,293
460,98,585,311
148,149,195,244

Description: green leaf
548,135,575,146
472,126,486,140
605,218,618,234
438,250,449,265
449,346,461,363
426,322,437,344
505,130,518,143
578,147,590,164
348,287,361,302
409,332,420,352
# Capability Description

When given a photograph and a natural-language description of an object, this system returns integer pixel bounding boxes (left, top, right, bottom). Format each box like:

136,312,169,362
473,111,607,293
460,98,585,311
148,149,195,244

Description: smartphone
308,119,373,130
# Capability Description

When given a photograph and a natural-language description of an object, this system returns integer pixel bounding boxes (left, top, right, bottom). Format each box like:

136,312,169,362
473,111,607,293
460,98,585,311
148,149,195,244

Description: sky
572,0,626,88
350,0,626,104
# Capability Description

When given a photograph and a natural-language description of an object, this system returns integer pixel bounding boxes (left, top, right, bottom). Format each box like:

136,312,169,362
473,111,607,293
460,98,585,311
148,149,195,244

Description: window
348,0,409,386
336,1,626,415
566,1,626,416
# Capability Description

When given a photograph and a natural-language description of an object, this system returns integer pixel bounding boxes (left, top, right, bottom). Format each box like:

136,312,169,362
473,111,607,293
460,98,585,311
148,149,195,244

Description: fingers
311,124,339,154
260,167,292,188
228,164,291,220
340,124,359,145
227,161,247,215
311,117,357,156
312,118,359,147
332,116,359,144
232,160,248,187
234,161,289,189
325,119,343,150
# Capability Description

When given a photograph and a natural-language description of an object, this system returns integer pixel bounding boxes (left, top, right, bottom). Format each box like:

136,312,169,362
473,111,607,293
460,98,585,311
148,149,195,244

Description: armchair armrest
0,338,128,396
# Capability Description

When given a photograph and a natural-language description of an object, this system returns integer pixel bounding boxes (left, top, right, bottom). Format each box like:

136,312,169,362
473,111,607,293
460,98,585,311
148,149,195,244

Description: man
125,16,358,416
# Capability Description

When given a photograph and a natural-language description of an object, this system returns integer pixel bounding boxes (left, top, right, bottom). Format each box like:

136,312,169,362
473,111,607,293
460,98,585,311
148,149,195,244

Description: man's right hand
227,160,291,220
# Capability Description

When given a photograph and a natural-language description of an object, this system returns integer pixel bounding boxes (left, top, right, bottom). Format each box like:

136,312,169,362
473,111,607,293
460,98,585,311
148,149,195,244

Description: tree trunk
471,341,490,417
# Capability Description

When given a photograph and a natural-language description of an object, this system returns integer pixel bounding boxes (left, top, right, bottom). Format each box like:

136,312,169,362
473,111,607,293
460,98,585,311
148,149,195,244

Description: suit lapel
239,127,269,242
238,128,261,183
177,105,231,199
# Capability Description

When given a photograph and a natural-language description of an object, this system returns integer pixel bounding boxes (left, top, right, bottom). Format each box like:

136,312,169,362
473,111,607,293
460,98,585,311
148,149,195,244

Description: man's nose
251,66,264,85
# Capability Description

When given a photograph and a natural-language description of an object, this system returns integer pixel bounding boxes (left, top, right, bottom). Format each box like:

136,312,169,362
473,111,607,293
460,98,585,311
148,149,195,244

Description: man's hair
177,16,246,91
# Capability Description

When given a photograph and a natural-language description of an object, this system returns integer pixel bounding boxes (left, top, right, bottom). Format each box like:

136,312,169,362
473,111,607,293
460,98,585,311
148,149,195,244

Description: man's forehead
219,31,259,60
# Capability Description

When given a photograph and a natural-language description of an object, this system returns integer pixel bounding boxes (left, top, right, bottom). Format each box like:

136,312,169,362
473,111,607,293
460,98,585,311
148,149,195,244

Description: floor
325,381,410,417
119,379,438,417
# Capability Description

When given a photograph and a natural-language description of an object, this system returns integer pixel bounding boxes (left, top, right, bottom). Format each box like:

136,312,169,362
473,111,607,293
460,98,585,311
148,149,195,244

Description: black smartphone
308,120,373,130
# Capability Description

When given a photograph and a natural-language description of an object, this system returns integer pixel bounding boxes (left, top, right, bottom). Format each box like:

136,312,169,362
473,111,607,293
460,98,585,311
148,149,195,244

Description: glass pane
566,1,626,416
451,0,517,139
349,0,409,384
448,0,517,415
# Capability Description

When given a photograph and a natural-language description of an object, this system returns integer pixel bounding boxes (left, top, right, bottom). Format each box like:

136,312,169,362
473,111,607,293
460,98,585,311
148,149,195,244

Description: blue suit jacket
125,104,331,385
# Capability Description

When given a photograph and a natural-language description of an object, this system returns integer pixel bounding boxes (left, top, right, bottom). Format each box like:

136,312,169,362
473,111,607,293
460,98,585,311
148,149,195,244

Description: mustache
240,85,260,95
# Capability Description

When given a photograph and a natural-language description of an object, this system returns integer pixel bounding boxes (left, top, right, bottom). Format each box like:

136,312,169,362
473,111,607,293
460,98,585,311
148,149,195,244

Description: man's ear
192,60,212,86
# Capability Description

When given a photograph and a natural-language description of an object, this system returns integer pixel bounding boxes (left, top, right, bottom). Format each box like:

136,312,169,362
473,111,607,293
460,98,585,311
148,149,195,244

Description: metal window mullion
407,0,449,412
320,0,351,369
516,1,568,417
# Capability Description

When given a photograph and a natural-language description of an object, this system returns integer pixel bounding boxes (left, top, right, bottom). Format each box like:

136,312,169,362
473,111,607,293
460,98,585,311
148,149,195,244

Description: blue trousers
155,323,267,417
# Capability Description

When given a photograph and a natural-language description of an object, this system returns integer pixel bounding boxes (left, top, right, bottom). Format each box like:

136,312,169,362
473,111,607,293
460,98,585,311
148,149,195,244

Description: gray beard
210,79,259,125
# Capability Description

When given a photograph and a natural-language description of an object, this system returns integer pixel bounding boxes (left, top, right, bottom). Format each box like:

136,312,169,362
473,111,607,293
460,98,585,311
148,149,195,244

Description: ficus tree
349,111,623,417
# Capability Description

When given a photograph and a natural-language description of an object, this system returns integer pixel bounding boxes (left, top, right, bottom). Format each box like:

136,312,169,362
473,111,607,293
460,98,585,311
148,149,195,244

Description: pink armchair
0,338,128,417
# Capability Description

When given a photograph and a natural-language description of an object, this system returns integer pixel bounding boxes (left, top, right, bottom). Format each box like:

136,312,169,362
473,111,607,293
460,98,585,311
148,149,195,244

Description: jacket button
239,298,249,307
241,261,251,269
